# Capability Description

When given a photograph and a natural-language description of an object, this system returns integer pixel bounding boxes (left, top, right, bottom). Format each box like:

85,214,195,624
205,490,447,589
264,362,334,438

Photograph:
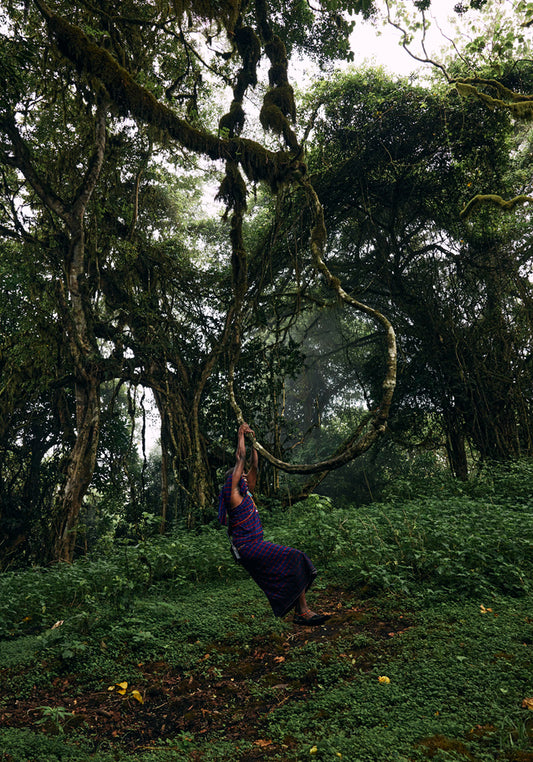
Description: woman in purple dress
218,423,328,625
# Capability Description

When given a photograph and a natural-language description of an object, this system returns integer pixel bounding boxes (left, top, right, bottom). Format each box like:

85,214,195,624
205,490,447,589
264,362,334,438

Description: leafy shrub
383,457,533,504
0,526,246,639
262,474,533,600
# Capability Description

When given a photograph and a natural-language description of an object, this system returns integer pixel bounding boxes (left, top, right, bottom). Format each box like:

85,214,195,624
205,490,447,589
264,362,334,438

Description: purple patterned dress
218,474,317,617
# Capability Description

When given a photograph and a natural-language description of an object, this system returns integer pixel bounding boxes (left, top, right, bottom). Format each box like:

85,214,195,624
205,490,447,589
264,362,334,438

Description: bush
262,470,533,600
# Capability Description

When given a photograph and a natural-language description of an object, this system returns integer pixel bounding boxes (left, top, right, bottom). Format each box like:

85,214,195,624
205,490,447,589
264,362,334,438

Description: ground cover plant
1,462,532,761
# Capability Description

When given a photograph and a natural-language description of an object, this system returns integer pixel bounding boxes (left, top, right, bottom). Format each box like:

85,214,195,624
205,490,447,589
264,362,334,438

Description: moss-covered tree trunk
152,360,218,528
53,375,100,561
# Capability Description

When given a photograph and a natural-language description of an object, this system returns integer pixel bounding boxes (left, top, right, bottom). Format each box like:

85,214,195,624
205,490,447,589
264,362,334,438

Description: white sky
293,0,462,88
348,0,458,76
347,0,530,77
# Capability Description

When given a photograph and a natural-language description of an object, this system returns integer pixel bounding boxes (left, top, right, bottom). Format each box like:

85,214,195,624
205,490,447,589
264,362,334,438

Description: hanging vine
226,0,397,474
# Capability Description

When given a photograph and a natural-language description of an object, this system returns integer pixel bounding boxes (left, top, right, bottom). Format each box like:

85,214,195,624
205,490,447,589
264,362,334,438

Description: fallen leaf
522,697,533,710
378,675,391,684
254,739,273,747
480,604,493,614
310,746,318,754
131,690,144,704
116,681,128,695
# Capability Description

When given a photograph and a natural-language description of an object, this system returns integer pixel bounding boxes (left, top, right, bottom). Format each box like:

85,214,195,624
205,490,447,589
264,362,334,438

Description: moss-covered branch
455,79,533,120
32,0,296,190
460,193,533,219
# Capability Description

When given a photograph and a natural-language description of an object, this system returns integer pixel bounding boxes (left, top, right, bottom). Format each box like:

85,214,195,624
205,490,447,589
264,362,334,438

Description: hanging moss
259,84,298,151
171,0,240,33
40,2,305,195
264,37,287,67
215,162,247,213
259,104,298,151
257,101,280,131
268,63,287,87
234,26,261,72
263,84,296,121
255,22,299,153
219,101,245,136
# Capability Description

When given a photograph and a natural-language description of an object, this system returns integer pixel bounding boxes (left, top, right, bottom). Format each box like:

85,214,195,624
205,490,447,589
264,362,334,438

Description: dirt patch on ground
0,587,413,759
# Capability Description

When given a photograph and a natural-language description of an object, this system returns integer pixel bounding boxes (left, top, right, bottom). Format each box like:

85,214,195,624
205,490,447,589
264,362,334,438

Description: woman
218,423,328,625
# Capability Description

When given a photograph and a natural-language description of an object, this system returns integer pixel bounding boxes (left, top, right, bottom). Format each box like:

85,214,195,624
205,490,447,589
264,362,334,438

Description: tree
301,66,533,473
0,0,396,561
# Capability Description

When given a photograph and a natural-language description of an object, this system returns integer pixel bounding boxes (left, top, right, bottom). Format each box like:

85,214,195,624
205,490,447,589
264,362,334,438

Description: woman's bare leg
295,590,317,619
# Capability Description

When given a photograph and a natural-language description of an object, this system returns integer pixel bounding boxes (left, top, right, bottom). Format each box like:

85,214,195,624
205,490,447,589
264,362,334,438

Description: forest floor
2,586,413,759
1,578,533,761
2,481,533,761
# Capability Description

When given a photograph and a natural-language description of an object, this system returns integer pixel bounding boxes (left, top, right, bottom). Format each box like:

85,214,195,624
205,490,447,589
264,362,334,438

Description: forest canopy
0,0,532,567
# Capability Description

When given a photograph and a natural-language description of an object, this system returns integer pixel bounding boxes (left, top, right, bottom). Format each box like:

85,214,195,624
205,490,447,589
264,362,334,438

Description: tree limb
32,0,301,191
460,193,533,219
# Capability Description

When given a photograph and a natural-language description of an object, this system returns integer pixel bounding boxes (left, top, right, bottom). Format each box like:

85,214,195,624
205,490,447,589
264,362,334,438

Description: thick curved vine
228,178,397,475
227,1,397,475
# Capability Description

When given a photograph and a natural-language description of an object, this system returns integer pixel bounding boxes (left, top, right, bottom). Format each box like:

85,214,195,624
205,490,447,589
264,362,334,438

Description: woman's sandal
293,612,330,626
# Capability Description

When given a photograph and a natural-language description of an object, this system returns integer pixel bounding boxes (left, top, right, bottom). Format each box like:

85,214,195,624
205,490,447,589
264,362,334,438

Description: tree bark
444,418,469,481
53,376,100,561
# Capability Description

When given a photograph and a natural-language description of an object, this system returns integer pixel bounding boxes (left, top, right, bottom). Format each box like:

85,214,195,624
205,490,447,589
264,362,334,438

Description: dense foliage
302,67,533,474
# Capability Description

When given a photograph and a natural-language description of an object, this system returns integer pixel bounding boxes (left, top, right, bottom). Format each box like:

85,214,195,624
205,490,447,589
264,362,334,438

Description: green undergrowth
274,492,533,601
264,596,533,761
270,461,533,602
1,461,532,760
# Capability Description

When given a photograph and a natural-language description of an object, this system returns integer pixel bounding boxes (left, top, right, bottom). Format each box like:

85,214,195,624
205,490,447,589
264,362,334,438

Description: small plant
34,705,72,734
